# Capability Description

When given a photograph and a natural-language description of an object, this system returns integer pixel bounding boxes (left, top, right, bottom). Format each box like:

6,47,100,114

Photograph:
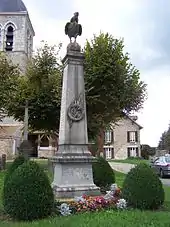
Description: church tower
0,0,35,73
0,0,35,158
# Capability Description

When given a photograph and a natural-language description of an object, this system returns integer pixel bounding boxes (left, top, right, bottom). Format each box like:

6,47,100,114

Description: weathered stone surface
0,7,35,157
0,13,34,73
59,50,88,146
0,140,11,157
111,117,141,159
38,149,55,158
51,44,100,198
67,42,81,52
52,162,100,198
0,124,23,158
0,154,6,170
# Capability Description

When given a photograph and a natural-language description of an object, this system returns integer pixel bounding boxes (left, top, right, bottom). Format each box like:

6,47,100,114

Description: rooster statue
65,12,82,42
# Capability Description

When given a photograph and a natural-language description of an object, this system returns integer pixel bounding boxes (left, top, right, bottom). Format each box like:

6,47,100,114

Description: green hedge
92,157,115,192
4,155,26,185
122,163,165,210
3,160,54,221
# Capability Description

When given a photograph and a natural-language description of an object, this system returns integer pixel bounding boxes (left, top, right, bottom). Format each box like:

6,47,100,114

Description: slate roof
0,0,27,13
126,115,143,129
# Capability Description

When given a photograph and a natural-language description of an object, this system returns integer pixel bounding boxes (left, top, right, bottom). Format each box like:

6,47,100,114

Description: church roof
0,0,27,13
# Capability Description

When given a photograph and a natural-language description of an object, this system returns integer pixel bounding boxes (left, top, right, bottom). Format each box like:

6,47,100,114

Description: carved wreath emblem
68,103,84,121
67,93,84,124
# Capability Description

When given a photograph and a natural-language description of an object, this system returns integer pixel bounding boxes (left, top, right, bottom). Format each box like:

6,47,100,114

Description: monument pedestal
51,43,100,198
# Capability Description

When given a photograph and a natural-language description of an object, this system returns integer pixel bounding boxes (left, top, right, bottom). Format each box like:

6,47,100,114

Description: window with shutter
104,147,113,159
111,148,114,159
135,131,138,142
104,130,112,143
136,147,139,157
127,147,131,157
103,148,106,159
111,131,114,143
128,131,138,142
127,147,138,157
127,131,130,142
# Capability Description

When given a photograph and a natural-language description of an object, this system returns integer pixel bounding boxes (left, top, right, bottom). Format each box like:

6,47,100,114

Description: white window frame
105,130,112,143
104,146,114,159
127,146,139,157
129,131,136,142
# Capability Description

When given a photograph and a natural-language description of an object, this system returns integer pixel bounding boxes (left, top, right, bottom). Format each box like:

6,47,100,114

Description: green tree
84,33,146,152
158,131,167,150
0,52,19,121
6,33,147,144
141,144,156,159
6,42,62,133
158,124,170,151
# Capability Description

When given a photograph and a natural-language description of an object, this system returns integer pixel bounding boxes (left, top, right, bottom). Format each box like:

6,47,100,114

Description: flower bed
57,184,127,216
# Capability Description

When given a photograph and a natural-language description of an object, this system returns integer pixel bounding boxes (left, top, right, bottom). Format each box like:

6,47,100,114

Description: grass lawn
0,160,170,226
110,158,150,165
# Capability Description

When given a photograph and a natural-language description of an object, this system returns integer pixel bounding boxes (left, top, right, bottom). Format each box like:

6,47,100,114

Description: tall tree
84,33,147,153
158,124,170,151
141,144,156,159
6,33,147,147
0,52,19,121
6,42,62,132
158,131,167,150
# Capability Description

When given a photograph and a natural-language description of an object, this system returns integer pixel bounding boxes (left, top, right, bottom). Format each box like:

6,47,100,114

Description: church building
0,0,57,159
0,0,35,158
0,0,34,73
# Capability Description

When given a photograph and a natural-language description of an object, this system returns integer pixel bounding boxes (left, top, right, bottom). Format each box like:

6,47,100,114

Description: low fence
0,154,6,170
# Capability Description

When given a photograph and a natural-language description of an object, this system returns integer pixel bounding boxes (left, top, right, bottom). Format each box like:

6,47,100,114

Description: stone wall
0,139,13,159
0,125,23,159
38,148,56,158
0,13,34,73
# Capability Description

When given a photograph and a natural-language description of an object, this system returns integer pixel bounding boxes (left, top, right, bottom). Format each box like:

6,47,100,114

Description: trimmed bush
4,155,26,184
122,163,165,210
92,157,115,192
3,161,54,221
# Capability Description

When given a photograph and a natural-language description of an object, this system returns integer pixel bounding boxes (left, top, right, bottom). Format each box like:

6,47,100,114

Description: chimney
130,115,138,121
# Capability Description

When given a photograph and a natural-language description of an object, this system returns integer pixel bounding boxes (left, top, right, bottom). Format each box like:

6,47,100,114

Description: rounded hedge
4,155,26,185
122,163,165,210
92,156,115,192
3,161,54,221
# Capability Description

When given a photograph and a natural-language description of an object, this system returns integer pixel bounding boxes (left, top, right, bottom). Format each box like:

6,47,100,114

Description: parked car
150,155,170,178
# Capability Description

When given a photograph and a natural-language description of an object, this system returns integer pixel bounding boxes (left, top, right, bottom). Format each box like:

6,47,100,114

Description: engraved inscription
63,167,74,177
74,168,91,180
63,167,92,181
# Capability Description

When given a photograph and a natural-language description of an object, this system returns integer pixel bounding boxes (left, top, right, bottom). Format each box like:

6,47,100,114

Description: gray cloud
131,0,170,71
30,0,73,20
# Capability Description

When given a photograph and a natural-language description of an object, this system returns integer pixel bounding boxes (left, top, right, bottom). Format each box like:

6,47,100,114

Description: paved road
109,162,170,186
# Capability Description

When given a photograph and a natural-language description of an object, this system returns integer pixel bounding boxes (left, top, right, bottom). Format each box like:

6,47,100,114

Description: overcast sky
23,0,170,147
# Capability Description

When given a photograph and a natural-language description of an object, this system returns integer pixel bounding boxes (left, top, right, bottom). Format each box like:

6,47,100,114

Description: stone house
103,115,143,160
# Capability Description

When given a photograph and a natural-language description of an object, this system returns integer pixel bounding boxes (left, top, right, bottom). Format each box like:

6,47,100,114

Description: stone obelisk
51,12,100,198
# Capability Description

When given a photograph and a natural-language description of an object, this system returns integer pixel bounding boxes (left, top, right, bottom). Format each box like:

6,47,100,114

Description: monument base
51,149,101,198
52,184,100,198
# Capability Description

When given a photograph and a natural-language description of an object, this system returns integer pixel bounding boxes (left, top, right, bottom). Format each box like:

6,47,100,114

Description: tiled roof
0,0,27,13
